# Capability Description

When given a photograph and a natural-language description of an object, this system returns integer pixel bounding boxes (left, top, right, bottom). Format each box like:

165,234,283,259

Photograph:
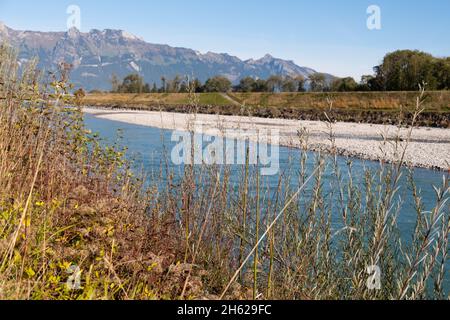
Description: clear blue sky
1,0,449,80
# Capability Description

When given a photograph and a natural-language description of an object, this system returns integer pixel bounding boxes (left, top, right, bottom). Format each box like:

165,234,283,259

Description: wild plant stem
253,159,260,300
220,165,321,300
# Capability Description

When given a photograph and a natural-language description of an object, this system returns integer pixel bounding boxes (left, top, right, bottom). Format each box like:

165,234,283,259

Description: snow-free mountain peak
0,23,332,90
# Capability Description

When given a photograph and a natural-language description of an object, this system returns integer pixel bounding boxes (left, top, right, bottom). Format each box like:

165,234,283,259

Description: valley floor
83,107,450,171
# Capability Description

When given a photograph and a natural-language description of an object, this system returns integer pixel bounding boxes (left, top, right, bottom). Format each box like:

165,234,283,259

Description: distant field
84,91,450,128
85,91,450,110
85,92,231,107
229,91,450,112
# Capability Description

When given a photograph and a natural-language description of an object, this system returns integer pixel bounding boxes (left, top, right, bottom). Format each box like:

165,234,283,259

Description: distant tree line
109,50,450,94
361,50,450,91
110,73,323,94
330,50,450,92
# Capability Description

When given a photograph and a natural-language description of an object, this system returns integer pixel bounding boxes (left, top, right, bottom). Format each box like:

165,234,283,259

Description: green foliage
266,75,283,92
190,78,204,93
237,77,257,92
197,93,231,105
116,73,149,93
309,73,327,92
281,76,298,92
203,76,232,93
371,50,450,91
235,75,305,93
331,77,358,92
107,50,449,95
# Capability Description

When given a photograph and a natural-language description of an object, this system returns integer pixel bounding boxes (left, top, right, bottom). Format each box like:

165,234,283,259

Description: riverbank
84,92,450,128
83,107,450,171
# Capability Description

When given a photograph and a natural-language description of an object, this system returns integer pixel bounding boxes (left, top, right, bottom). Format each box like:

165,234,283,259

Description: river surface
84,114,449,294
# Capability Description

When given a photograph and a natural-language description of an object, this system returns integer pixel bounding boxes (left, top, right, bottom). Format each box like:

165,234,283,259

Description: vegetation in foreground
0,45,449,300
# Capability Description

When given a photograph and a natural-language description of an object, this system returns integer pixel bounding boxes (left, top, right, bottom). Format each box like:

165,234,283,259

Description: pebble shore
83,107,450,171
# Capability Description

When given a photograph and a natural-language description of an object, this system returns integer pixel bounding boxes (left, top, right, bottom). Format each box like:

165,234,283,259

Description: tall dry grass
0,45,196,300
0,44,448,300
160,82,449,300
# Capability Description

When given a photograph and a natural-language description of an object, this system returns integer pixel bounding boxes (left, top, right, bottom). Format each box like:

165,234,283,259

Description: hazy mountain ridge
0,22,330,91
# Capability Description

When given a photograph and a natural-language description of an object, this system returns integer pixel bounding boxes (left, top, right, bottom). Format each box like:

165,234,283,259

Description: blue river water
84,114,449,294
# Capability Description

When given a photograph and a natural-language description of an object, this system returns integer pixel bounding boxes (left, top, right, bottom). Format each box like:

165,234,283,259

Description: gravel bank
83,107,450,171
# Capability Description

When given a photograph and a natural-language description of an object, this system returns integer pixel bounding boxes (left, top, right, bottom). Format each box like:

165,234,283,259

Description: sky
1,0,449,80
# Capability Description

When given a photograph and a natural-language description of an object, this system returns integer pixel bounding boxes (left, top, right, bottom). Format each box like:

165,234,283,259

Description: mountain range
0,22,332,91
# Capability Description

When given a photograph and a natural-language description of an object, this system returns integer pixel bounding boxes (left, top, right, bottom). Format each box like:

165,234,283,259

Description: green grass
85,91,450,112
198,93,231,106
84,92,231,107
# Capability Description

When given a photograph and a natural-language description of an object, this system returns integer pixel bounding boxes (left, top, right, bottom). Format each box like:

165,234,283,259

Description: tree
167,75,182,93
331,77,358,92
295,75,306,92
143,83,151,93
203,76,232,92
432,58,450,90
266,75,283,92
281,76,297,92
253,79,269,92
375,50,438,91
179,80,189,93
110,73,120,93
191,78,203,93
309,73,327,92
160,76,167,93
117,74,146,93
237,77,256,92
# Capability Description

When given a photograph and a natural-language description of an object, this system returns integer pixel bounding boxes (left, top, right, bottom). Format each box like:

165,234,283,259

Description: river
84,114,449,294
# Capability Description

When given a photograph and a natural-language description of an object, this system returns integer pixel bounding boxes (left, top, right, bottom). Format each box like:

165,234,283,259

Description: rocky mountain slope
0,22,329,91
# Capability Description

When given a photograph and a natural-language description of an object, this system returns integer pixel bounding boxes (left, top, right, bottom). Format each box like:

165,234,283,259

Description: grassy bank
85,91,450,111
0,47,196,299
85,92,232,108
1,45,449,300
84,91,450,128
